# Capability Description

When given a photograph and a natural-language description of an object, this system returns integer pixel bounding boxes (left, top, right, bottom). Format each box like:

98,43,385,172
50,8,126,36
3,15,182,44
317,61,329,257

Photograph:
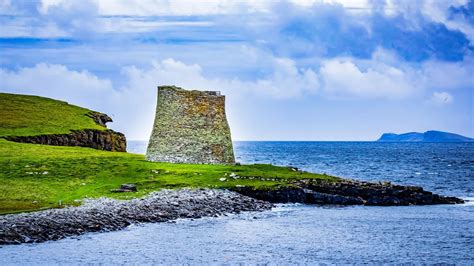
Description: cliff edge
0,93,126,151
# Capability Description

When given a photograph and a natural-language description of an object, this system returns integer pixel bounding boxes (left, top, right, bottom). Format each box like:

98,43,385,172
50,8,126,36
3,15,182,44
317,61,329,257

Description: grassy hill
0,93,336,214
0,93,105,137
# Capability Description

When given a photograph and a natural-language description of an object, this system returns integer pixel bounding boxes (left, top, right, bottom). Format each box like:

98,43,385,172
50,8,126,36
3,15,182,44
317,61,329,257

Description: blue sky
1,0,473,140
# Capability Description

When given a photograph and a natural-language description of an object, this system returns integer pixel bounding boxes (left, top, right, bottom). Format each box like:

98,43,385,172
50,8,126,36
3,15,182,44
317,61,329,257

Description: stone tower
146,86,235,164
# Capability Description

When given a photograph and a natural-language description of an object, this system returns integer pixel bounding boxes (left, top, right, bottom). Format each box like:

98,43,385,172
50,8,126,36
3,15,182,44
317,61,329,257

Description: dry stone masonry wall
146,86,235,164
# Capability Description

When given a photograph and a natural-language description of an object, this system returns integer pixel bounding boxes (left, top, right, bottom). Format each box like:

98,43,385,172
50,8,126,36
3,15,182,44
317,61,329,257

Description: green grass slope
0,93,105,137
0,93,337,214
0,140,336,214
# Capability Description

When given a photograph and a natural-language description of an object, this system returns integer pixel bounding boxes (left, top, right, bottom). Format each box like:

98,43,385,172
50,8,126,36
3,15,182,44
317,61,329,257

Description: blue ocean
2,141,473,264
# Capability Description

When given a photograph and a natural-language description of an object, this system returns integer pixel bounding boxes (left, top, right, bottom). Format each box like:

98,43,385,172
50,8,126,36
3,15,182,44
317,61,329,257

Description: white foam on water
460,197,474,206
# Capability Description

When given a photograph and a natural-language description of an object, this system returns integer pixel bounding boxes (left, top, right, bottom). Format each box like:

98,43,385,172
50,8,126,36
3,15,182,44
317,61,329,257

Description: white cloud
0,18,68,38
0,0,217,37
119,57,319,100
2,0,473,48
0,0,100,38
98,0,374,16
39,0,66,14
421,0,474,43
420,58,474,90
249,57,320,98
0,63,114,107
101,18,213,33
382,0,474,43
428,91,454,106
0,0,268,17
96,0,265,16
317,48,473,99
319,58,414,99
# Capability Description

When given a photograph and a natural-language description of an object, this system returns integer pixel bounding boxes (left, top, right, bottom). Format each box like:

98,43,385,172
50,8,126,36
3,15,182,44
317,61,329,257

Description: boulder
111,184,137,193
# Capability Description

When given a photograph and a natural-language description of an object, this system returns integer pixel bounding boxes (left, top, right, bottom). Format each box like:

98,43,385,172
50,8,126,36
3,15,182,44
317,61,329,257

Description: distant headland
378,130,473,142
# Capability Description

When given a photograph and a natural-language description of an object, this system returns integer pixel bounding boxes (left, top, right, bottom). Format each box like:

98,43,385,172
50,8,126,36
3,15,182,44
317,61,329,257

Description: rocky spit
232,179,464,206
0,189,272,245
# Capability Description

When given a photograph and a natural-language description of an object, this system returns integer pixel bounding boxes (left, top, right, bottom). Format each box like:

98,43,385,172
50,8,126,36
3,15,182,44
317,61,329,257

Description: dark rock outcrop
301,179,463,205
111,184,138,193
3,111,126,152
86,112,113,127
5,129,126,152
232,179,464,206
304,189,365,205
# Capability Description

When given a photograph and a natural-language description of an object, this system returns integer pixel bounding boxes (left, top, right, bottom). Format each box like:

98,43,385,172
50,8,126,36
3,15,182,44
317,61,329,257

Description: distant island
378,130,473,142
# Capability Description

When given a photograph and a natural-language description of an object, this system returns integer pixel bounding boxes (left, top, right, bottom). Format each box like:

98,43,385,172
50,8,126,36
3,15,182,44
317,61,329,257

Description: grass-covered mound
0,93,105,137
0,93,336,214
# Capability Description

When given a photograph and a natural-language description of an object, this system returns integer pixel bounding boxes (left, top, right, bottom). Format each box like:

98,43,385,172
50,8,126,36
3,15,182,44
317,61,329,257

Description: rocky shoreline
232,178,464,206
0,189,272,245
0,180,464,245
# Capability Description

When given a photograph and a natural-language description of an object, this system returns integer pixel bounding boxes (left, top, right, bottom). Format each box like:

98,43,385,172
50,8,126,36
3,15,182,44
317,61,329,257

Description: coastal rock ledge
232,179,464,206
0,189,272,245
4,129,126,152
2,111,126,152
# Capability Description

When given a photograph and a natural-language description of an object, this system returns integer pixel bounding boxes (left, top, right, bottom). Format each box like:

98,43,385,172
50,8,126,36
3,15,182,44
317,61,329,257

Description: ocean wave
460,197,474,206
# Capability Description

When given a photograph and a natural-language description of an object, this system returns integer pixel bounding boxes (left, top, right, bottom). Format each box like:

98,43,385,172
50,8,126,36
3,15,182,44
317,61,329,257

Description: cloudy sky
1,0,473,140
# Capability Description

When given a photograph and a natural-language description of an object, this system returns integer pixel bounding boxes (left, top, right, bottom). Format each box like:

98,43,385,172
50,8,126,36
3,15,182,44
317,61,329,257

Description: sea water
1,141,473,264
